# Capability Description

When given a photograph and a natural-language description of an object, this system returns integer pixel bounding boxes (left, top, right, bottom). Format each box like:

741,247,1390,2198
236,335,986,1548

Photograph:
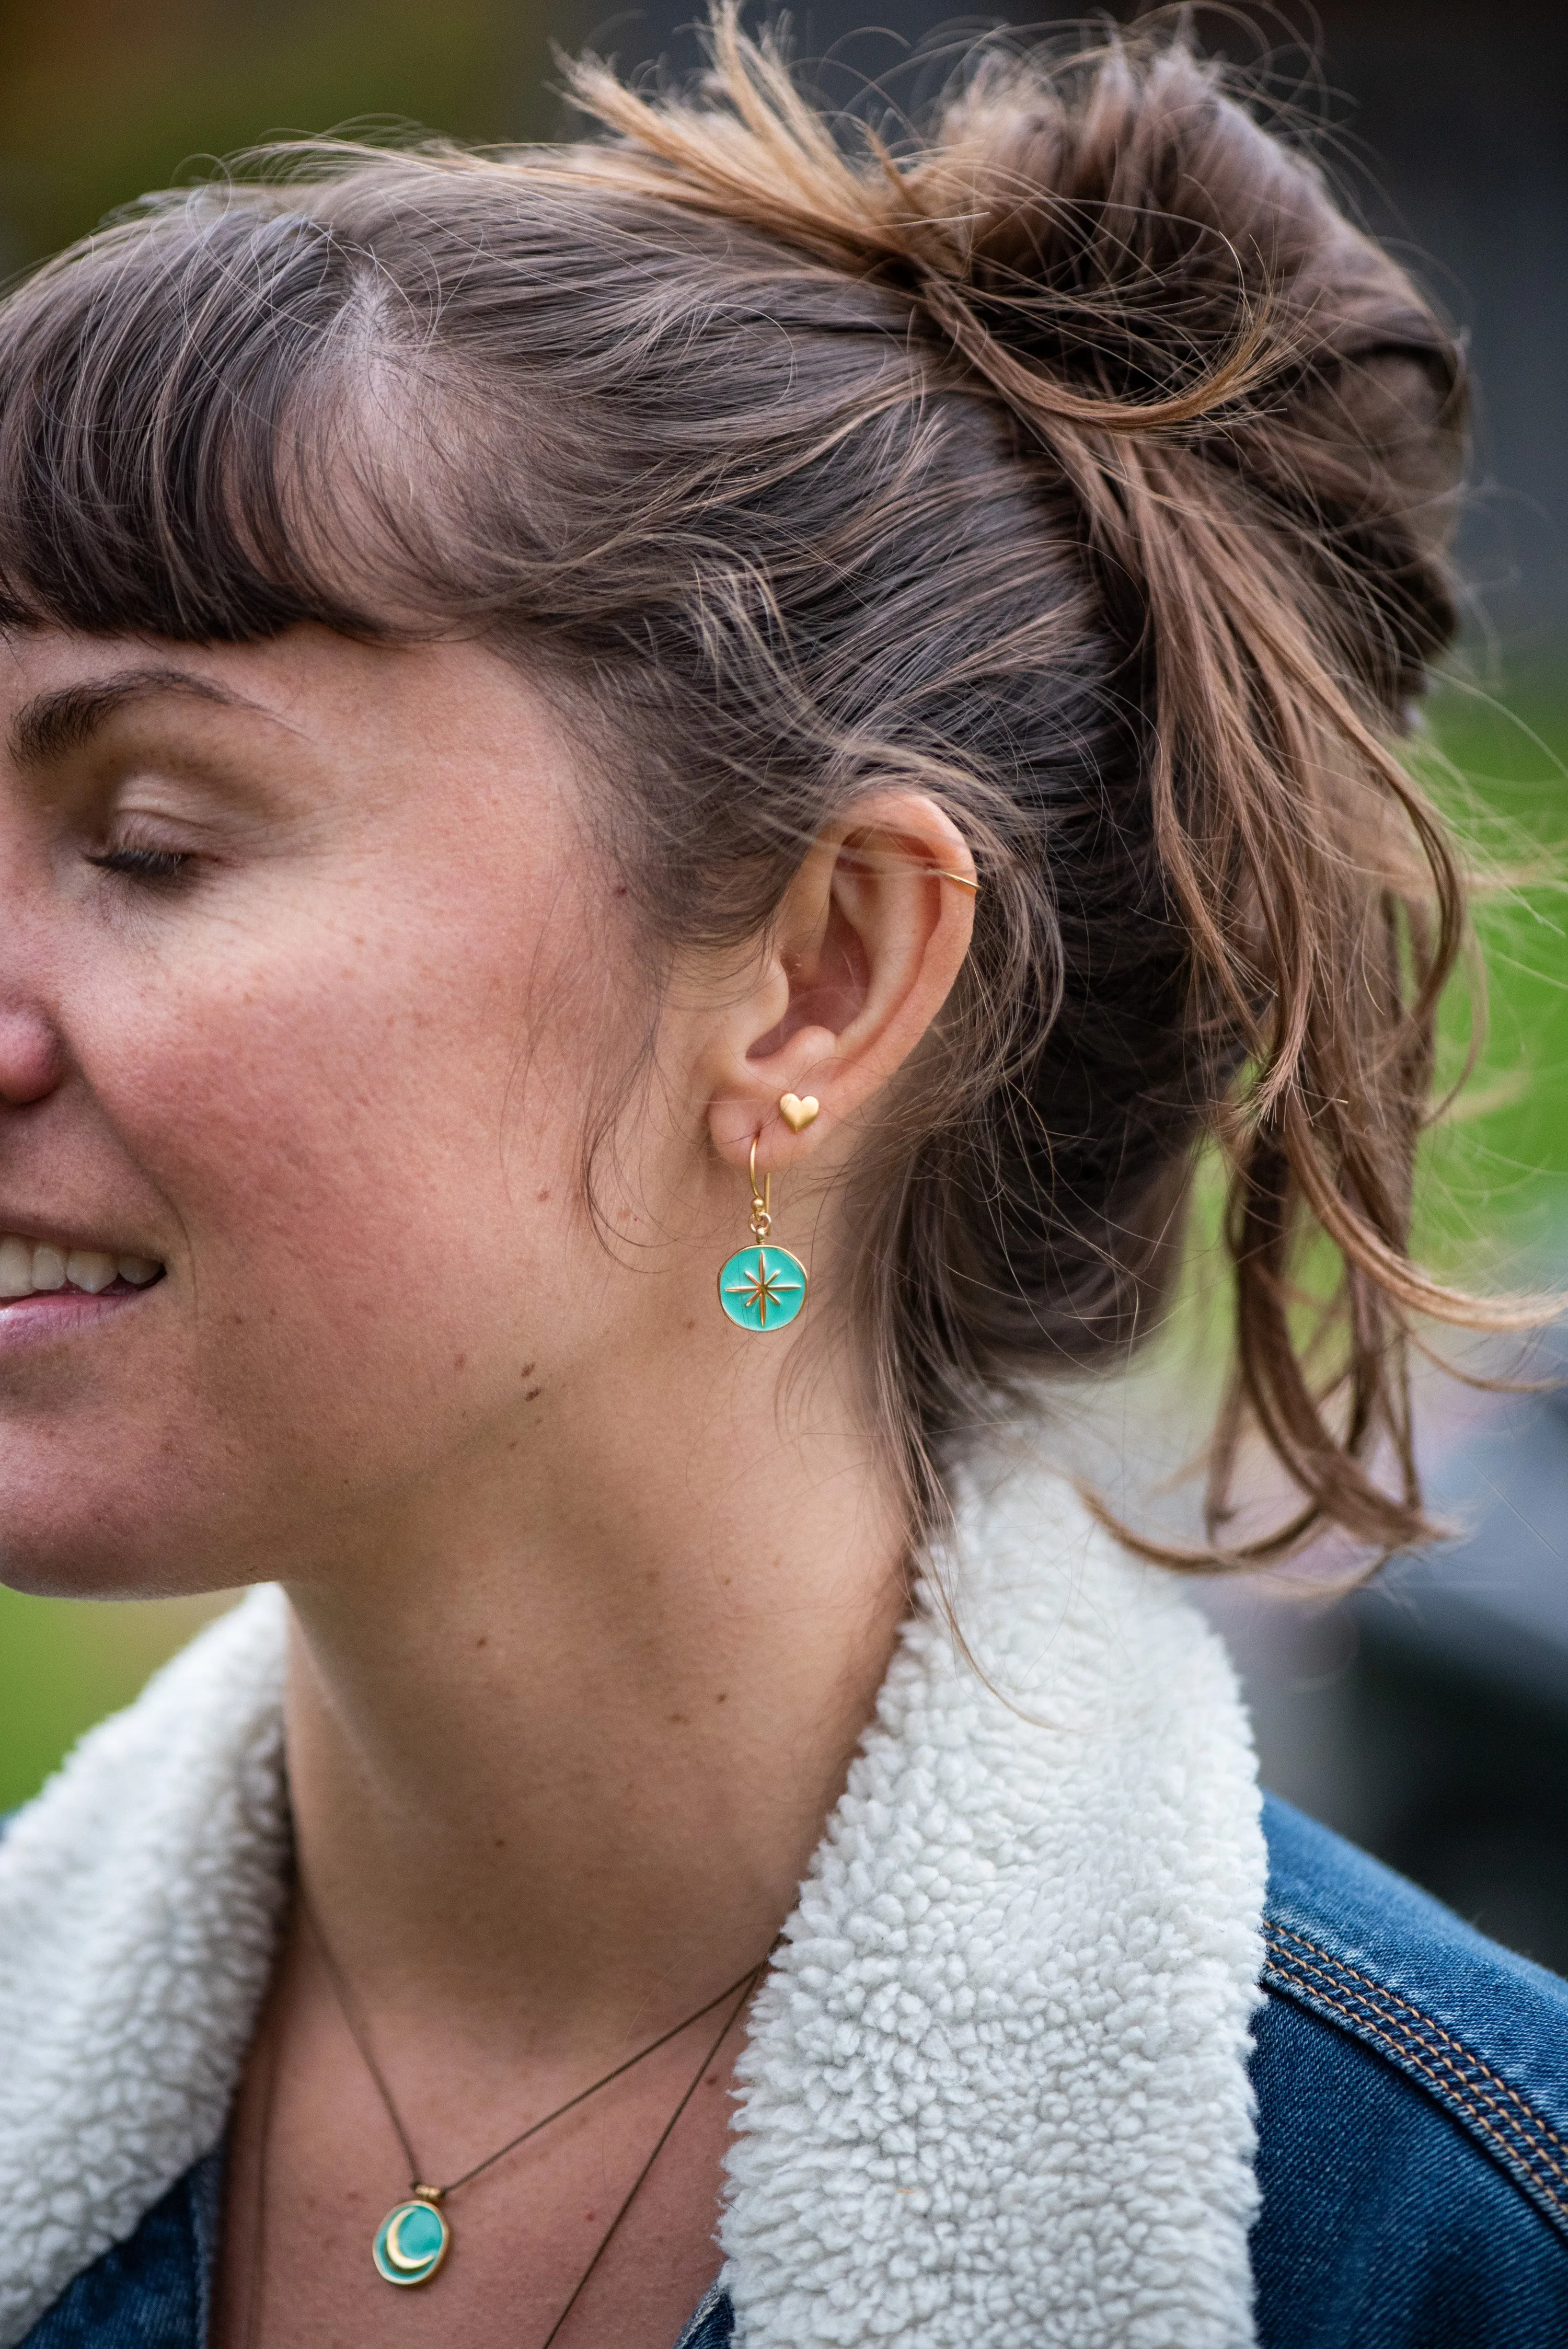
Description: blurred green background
0,0,1564,1810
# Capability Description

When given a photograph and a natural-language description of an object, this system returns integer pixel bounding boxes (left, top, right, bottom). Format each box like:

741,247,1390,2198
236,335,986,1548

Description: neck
280,1323,907,2063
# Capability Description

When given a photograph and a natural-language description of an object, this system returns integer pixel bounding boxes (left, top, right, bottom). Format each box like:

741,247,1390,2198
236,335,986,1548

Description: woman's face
0,624,660,1597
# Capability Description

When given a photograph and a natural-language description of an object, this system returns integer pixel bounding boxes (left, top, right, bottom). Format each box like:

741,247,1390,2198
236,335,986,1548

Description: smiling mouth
0,1236,163,1303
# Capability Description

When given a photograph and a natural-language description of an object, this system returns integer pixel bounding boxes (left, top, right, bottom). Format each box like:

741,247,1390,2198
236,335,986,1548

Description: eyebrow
9,667,278,769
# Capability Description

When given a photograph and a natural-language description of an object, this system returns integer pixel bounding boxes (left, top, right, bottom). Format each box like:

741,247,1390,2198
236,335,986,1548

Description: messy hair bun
0,6,1519,1558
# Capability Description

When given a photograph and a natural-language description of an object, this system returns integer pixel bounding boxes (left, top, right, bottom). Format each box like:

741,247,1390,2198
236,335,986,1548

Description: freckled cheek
98,943,590,1331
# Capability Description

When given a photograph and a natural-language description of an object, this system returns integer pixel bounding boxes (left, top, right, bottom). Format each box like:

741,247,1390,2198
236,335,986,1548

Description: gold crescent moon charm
373,2195,451,2286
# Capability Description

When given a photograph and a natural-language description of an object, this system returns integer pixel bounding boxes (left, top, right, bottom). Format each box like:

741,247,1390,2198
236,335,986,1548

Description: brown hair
0,8,1524,1560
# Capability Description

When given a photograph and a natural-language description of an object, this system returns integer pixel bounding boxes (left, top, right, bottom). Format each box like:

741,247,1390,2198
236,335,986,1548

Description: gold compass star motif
725,1249,802,1326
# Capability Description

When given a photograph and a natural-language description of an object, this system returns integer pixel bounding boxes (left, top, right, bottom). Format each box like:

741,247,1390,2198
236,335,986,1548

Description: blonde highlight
0,5,1530,1566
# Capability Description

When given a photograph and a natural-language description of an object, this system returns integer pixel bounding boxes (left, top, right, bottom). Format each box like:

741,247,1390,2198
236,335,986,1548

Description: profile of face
0,625,683,1598
0,621,974,1603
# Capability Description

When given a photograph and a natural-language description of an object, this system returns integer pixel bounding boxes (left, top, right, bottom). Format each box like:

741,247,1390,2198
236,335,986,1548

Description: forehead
0,629,353,753
0,627,577,813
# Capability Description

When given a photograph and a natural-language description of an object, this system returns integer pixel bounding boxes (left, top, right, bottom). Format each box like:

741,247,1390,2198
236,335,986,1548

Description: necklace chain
259,1881,765,2344
536,1977,756,2349
299,1886,762,2199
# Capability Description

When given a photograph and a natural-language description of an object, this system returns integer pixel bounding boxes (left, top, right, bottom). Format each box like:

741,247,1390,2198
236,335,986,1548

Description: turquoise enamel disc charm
718,1242,808,1332
373,2195,451,2286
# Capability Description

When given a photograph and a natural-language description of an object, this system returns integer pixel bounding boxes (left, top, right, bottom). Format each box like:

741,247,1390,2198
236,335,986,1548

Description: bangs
0,193,424,645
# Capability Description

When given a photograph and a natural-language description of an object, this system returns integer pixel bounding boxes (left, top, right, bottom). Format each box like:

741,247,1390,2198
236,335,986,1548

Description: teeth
0,1234,163,1300
31,1246,65,1291
65,1249,117,1294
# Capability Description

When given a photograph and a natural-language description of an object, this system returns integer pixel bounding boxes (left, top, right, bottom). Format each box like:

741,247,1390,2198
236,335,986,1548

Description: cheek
64,897,613,1575
166,935,589,1312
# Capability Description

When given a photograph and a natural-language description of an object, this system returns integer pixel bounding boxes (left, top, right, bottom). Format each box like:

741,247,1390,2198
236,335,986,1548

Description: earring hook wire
747,1135,772,1238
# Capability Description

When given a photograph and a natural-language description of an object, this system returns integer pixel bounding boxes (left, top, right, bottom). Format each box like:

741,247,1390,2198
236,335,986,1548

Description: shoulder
10,2152,220,2348
1252,1794,1568,2347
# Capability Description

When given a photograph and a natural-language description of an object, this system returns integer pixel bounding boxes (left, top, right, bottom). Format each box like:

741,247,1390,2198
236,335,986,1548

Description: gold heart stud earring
779,1092,820,1134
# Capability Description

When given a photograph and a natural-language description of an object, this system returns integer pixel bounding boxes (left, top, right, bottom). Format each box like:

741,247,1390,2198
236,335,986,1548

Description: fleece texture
724,1464,1266,2349
0,1467,1264,2348
0,1587,291,2346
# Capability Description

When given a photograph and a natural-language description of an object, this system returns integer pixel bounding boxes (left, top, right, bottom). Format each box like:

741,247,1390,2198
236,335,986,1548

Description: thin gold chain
249,1930,758,2349
538,1972,757,2349
241,1988,286,2349
298,1884,763,2197
247,1885,767,2347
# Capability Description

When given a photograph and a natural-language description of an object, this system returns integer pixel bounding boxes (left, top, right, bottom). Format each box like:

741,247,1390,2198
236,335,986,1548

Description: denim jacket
19,1797,1568,2348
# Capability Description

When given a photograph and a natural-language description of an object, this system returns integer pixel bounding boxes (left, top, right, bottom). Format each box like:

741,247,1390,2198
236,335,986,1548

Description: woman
0,14,1564,2345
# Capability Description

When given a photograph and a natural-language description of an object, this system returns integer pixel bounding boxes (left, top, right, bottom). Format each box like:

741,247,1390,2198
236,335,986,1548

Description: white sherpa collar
0,1580,290,2346
0,1464,1265,2348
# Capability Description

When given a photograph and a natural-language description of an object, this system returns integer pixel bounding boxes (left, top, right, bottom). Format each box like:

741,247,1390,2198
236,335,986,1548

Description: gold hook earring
717,1137,809,1332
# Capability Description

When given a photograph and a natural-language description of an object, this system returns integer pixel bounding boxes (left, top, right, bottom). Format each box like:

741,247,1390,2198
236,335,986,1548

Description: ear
705,792,978,1172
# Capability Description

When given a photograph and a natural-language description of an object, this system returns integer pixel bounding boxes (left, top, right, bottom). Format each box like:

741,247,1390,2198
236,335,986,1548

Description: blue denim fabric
18,2156,730,2349
19,2151,222,2347
671,2281,733,2348
20,1799,1568,2345
1252,1794,1568,2346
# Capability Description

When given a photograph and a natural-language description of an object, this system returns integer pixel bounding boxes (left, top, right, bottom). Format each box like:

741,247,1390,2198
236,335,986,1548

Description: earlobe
708,1022,837,1167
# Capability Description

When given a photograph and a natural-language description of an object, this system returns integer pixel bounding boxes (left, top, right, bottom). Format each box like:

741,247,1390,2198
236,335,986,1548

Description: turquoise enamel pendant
718,1241,807,1331
719,1141,808,1332
373,2194,451,2286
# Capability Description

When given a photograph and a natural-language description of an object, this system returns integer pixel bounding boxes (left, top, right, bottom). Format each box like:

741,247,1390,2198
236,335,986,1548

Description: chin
0,1456,250,1603
0,1537,238,1606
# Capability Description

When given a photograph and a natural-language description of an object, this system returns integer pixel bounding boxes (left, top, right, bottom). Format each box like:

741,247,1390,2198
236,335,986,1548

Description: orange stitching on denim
1262,1959,1568,2221
1258,1936,1568,2189
1269,1919,1568,2169
1262,1932,1568,2191
1269,1920,1568,2151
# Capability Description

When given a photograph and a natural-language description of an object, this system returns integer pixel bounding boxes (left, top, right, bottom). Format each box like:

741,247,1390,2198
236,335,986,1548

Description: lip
0,1283,160,1353
0,1213,159,1257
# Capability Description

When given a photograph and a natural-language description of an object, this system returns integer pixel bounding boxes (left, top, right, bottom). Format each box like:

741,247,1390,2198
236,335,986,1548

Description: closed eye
85,844,192,884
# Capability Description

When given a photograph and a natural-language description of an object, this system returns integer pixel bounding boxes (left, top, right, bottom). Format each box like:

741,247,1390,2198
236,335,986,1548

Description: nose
0,1006,64,1106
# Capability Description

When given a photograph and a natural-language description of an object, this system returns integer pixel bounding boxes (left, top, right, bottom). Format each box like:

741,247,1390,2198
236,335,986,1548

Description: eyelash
86,844,192,885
